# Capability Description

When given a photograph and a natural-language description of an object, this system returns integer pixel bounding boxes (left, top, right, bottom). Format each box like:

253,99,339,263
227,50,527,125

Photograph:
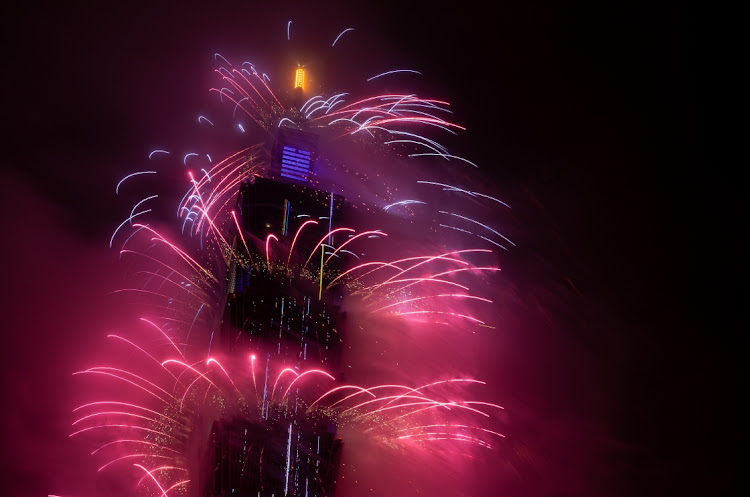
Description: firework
70,23,511,497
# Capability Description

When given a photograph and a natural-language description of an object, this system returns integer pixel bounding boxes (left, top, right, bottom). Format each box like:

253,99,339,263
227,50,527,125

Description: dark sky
1,1,739,496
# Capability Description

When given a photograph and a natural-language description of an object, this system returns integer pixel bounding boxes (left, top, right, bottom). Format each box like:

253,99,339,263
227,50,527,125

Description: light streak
403,423,505,439
73,401,184,426
393,310,486,325
287,219,319,267
281,369,335,400
408,152,479,168
418,180,511,208
231,210,252,264
324,230,386,264
371,293,493,312
116,171,156,195
439,211,515,246
285,423,292,494
149,149,170,159
98,453,175,472
308,385,377,410
135,466,188,488
161,358,220,390
133,223,218,283
383,199,426,211
70,424,175,440
249,354,257,395
73,367,177,404
270,367,298,400
110,209,151,248
396,433,493,449
214,53,231,66
440,223,473,235
140,318,186,360
331,27,354,47
183,152,199,165
479,235,509,251
206,357,240,393
133,464,170,496
130,195,158,220
302,227,355,269
265,233,278,269
90,439,182,455
367,69,423,81
384,139,446,155
318,249,327,298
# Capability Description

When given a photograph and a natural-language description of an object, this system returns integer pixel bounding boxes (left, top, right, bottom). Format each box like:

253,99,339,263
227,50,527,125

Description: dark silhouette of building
203,411,341,497
203,125,346,497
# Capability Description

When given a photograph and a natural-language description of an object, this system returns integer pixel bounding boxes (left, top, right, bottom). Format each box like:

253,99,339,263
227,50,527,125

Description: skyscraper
202,124,347,497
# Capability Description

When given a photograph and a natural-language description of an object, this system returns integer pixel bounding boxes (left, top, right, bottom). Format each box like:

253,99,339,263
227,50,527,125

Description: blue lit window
280,145,312,181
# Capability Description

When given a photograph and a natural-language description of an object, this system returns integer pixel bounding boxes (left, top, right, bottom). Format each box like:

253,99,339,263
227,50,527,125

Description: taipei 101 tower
202,67,349,497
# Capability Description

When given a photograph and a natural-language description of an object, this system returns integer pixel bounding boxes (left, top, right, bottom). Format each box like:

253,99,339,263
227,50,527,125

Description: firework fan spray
67,22,513,497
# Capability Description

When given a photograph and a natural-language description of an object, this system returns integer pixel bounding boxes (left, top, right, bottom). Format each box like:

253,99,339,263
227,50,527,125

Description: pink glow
59,49,514,497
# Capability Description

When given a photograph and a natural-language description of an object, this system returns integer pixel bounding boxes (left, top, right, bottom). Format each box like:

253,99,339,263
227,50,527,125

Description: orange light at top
294,67,305,90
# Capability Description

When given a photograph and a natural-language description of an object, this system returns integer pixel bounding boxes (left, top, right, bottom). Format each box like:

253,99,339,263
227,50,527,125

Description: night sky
1,1,738,496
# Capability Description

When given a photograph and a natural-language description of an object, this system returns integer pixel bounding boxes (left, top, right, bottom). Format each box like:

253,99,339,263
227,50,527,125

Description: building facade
202,126,347,497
